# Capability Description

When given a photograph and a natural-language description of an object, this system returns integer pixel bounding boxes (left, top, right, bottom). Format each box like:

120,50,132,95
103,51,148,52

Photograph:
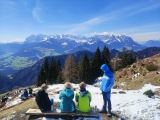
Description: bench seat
26,109,99,119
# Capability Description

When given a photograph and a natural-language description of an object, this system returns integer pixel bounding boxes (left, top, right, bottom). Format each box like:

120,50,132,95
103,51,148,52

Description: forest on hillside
36,46,135,86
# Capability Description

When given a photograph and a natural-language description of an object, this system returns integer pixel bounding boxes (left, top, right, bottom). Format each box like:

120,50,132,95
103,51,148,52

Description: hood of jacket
62,88,74,97
79,89,89,97
100,64,114,78
100,64,109,72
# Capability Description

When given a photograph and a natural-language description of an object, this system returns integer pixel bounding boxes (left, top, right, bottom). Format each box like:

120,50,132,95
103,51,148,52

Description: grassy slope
0,98,37,119
114,53,160,90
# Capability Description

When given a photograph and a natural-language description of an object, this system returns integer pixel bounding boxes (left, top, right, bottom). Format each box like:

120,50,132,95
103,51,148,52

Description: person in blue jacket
21,89,28,100
99,64,114,116
59,82,75,113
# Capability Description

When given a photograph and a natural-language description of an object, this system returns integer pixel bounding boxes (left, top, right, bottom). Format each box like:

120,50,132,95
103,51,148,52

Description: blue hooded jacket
22,89,28,97
100,64,114,93
59,88,75,112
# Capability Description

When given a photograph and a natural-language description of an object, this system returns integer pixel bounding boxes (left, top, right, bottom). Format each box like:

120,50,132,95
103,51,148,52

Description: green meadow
0,48,60,73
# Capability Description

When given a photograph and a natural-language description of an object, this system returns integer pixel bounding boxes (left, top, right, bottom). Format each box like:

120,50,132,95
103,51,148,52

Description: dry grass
114,53,160,90
116,71,160,90
0,98,37,119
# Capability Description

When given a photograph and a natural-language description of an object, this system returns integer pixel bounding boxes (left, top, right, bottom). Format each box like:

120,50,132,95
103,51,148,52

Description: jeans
50,99,54,105
41,99,54,112
102,91,111,111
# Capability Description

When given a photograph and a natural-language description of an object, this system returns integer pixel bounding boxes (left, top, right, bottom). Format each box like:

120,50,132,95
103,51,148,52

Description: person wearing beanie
99,64,114,116
59,82,75,113
35,83,54,112
75,82,92,113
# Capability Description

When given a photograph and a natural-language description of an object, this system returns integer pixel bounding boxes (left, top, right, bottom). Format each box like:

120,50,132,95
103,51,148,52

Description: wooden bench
26,109,100,120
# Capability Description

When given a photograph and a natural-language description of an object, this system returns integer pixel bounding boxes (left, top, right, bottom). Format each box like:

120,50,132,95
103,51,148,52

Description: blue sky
0,0,160,43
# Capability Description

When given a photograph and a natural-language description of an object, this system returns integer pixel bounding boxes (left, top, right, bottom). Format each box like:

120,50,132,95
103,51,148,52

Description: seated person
59,82,75,113
21,89,28,100
28,87,33,97
35,83,53,112
75,82,91,113
2,95,8,103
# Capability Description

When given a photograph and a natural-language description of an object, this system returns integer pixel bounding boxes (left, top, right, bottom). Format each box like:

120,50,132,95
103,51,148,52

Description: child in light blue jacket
99,64,114,115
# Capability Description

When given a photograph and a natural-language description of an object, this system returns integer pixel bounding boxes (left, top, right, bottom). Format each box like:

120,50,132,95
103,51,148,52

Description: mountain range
0,34,160,76
0,34,146,55
0,34,143,74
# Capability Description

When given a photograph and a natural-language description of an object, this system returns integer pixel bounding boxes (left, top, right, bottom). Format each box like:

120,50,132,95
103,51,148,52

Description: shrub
146,64,158,71
143,89,154,98
113,85,119,89
132,64,136,68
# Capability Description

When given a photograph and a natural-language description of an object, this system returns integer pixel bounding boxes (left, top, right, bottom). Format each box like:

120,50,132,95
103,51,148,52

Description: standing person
35,83,53,112
75,82,91,113
59,82,75,113
99,64,114,116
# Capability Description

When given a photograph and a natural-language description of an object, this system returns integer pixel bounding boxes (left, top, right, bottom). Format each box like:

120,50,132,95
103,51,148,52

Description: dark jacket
59,88,75,112
35,89,51,112
2,96,8,103
29,88,33,95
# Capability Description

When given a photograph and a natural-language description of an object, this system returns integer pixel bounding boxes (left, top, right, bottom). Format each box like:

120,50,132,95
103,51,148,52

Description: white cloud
65,17,104,33
129,31,160,42
63,13,116,34
0,38,24,43
112,23,160,42
32,1,43,23
47,17,106,34
114,23,160,34
32,7,43,23
128,2,160,16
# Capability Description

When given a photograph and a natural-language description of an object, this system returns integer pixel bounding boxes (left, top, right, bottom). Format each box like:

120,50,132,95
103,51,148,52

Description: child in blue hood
99,64,114,116
59,82,75,113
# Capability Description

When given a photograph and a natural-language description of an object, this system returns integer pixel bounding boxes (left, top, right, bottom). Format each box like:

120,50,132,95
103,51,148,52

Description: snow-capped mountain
0,34,146,56
22,33,146,53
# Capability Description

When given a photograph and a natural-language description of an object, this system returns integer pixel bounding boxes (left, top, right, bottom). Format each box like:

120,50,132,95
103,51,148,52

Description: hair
63,82,73,90
41,83,48,90
79,82,86,89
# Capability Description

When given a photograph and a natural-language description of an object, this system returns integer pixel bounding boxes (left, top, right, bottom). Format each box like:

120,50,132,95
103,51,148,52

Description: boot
107,110,112,117
99,109,107,113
